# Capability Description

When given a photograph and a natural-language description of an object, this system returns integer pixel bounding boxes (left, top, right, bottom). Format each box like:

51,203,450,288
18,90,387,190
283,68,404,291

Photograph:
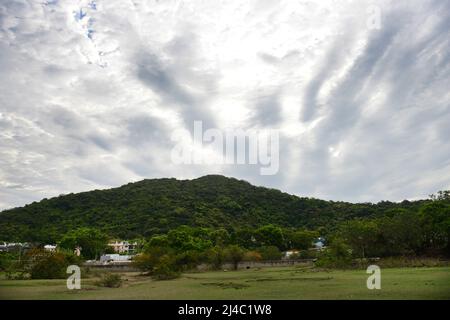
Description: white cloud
0,0,449,209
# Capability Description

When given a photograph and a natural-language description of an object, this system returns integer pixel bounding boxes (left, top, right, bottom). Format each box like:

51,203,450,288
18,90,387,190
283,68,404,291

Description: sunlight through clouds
0,0,449,209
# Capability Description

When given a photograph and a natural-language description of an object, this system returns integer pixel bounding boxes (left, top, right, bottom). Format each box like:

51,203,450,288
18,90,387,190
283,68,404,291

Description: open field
0,266,449,300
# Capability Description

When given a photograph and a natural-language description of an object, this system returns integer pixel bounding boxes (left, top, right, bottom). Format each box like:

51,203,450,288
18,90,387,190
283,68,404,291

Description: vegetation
0,175,437,242
0,176,448,279
1,267,449,300
95,273,122,288
224,245,245,270
58,227,109,260
7,249,81,280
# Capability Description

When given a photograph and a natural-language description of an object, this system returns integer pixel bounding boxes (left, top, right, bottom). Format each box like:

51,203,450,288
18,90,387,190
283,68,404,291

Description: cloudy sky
0,0,449,210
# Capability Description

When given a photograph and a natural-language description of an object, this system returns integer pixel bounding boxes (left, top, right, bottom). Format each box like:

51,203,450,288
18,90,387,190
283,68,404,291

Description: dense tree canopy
0,175,434,243
58,227,108,260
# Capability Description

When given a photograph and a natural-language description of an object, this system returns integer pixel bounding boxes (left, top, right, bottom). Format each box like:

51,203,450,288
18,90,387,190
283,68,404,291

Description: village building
44,244,57,252
0,242,30,253
107,240,138,254
313,237,326,250
100,254,133,264
283,250,300,260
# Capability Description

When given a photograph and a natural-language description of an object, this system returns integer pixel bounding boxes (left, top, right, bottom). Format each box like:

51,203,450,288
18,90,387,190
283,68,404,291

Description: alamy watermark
171,121,280,175
366,265,381,290
67,265,81,290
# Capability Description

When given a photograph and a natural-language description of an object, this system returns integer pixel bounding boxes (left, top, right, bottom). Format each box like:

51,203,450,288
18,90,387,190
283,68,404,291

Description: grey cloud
300,32,355,122
258,52,280,65
0,0,449,209
286,2,450,202
249,91,283,127
124,113,171,148
136,31,218,132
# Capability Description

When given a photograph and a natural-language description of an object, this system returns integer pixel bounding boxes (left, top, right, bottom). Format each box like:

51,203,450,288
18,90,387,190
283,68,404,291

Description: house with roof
44,244,57,252
108,240,138,254
313,237,326,250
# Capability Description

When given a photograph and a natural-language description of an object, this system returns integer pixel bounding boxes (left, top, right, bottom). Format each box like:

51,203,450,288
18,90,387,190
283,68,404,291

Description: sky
0,0,449,210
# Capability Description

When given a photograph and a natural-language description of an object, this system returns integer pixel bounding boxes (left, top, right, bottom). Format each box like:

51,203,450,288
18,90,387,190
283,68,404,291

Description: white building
313,237,326,250
108,241,137,254
100,254,133,263
44,244,57,252
0,242,28,252
283,250,300,259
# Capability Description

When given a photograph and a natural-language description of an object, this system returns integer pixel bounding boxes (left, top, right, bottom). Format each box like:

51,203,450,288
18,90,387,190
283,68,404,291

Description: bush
59,227,109,260
224,245,245,270
258,246,282,260
5,262,29,280
152,255,180,280
96,273,122,288
243,251,262,262
174,250,201,270
205,246,226,269
297,250,318,259
376,256,450,268
315,240,353,269
0,252,18,271
132,248,181,280
133,253,155,272
27,249,80,279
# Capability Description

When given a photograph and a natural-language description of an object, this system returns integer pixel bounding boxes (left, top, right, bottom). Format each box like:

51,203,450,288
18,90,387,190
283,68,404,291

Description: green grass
0,266,449,300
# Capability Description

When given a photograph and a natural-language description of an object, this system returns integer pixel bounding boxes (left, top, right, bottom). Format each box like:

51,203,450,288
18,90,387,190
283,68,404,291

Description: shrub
152,255,180,280
96,273,122,288
258,246,282,261
59,227,109,260
376,256,450,268
297,250,318,259
315,240,353,269
132,248,181,280
205,246,226,269
243,251,262,262
174,250,201,270
5,261,29,280
27,249,80,279
133,253,155,273
224,245,245,270
0,252,18,271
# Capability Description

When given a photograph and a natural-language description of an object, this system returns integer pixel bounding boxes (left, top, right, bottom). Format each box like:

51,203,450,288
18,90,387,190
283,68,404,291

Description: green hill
0,175,427,242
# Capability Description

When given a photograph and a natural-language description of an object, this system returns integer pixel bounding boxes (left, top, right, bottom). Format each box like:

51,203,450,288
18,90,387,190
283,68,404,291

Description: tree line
0,175,432,242
1,190,448,279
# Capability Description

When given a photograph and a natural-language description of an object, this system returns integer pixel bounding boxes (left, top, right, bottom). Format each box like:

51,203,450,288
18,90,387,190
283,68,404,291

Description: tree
255,225,284,249
339,220,378,258
243,250,262,262
133,246,180,280
420,202,450,253
147,235,170,248
224,245,245,270
205,246,226,269
377,210,423,256
430,191,450,201
288,230,319,250
167,226,212,252
316,239,352,268
26,248,80,279
232,228,256,249
258,246,282,260
59,228,109,260
210,228,230,247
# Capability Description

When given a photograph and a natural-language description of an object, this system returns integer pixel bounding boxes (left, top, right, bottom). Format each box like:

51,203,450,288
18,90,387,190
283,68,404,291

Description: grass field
0,266,449,300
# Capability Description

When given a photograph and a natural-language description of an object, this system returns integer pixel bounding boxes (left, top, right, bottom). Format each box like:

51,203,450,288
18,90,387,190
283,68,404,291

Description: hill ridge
0,175,428,242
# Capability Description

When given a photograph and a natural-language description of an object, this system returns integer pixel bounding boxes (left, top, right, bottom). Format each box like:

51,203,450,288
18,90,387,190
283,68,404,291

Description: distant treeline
1,190,449,279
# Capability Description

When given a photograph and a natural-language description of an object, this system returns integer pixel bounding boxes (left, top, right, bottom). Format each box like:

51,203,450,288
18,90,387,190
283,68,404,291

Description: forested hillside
0,175,431,242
